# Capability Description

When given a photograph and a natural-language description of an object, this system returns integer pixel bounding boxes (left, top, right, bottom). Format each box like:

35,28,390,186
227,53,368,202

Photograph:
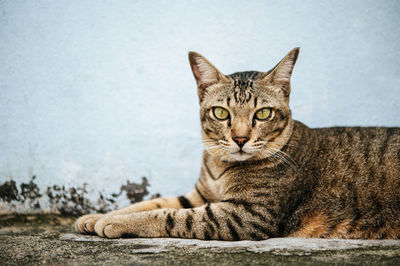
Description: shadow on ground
1,214,400,265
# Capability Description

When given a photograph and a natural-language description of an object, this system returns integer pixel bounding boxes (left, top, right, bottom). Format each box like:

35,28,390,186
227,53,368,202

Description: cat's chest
201,158,233,201
201,156,273,200
202,154,295,200
203,177,225,202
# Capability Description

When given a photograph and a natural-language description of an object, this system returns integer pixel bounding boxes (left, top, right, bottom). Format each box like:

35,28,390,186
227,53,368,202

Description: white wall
1,0,399,212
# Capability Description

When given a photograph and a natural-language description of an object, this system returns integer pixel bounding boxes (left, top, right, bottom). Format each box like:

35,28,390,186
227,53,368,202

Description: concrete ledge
2,216,400,265
61,233,400,254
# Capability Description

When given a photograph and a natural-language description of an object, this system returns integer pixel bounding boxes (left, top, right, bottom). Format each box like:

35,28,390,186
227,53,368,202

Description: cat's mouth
230,150,253,161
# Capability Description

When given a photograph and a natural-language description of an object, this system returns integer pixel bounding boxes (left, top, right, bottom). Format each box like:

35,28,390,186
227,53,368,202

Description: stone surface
61,233,400,255
1,215,400,265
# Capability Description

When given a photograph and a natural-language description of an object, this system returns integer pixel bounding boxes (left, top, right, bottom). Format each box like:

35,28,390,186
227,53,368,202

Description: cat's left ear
261,47,300,96
188,52,229,101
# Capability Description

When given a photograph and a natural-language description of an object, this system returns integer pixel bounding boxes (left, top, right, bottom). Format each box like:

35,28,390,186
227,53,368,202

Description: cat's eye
213,107,230,120
255,108,272,120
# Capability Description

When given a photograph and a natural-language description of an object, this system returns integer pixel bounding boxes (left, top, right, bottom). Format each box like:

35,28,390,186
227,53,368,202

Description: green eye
213,107,229,120
255,108,272,120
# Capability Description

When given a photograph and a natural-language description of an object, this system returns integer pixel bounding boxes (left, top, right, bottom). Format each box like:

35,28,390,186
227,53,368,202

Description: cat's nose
232,136,249,148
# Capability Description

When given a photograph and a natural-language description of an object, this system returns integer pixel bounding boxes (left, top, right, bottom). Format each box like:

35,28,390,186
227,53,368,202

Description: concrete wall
1,0,399,213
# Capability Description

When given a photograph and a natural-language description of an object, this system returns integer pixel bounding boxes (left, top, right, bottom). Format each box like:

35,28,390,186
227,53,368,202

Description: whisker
266,145,298,167
261,149,281,170
205,146,222,153
263,146,297,170
204,144,220,150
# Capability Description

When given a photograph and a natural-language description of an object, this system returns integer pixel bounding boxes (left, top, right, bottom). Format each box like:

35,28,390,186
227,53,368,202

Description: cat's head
189,48,299,162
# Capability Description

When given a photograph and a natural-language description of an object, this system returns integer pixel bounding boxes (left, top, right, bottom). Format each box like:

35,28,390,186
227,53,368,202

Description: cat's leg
94,201,276,240
75,189,207,234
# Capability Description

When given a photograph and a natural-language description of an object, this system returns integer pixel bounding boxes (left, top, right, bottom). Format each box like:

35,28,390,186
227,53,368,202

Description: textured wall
1,1,399,213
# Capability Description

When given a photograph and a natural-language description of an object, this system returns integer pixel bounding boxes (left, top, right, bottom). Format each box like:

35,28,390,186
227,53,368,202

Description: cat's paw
75,214,105,234
94,215,131,238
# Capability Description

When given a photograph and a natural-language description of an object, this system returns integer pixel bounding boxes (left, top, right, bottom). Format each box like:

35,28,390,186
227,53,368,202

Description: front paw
75,214,105,234
94,215,131,238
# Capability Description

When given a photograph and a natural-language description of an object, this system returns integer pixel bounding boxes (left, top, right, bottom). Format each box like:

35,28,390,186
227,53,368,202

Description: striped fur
75,48,400,240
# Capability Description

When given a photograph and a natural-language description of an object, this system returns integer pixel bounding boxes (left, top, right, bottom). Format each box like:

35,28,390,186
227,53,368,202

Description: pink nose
232,136,249,148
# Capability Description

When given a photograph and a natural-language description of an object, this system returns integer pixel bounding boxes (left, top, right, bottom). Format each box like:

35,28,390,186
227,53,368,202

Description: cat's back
297,123,400,185
289,123,400,238
312,125,400,146
307,125,400,172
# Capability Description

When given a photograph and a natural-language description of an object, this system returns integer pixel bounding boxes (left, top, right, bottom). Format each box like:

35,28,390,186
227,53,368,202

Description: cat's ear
188,52,229,100
262,47,300,96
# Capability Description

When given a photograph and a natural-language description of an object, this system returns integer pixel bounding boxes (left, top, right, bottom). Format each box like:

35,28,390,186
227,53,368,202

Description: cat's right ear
188,52,229,101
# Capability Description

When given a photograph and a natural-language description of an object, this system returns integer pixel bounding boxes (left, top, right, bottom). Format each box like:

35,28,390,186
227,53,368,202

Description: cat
75,48,400,240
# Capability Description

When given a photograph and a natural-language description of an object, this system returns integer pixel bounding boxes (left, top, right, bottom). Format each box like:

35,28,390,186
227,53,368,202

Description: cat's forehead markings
254,97,258,108
217,99,224,103
232,79,254,104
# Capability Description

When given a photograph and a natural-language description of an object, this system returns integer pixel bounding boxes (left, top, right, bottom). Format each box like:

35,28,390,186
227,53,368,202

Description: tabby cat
75,48,400,240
